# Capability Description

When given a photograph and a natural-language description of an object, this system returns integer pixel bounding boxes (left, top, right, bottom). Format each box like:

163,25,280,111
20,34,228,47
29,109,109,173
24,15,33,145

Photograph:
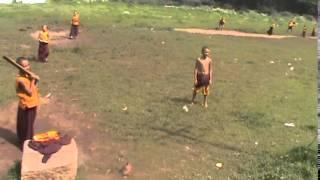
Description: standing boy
38,25,49,62
15,57,40,147
69,10,80,39
191,46,213,108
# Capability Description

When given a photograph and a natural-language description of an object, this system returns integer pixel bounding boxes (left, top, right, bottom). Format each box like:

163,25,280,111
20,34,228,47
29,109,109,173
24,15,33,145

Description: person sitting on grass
218,17,225,30
38,25,49,62
69,10,80,39
267,23,275,35
191,46,213,108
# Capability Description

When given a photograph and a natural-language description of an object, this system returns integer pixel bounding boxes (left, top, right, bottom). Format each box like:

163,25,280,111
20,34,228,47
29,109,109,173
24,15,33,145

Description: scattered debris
269,61,274,64
255,141,258,145
290,66,294,71
215,162,223,169
185,146,191,151
122,11,130,15
122,106,128,111
161,41,165,45
45,93,52,98
182,105,189,112
284,123,295,127
287,63,292,66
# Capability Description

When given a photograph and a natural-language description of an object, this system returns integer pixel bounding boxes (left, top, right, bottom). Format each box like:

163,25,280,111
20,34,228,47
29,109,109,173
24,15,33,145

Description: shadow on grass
7,160,21,180
170,97,191,104
150,125,242,153
0,127,20,149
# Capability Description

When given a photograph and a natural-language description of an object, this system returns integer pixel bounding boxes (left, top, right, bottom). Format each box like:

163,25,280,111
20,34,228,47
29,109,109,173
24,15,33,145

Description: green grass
0,2,317,179
0,2,316,35
6,161,20,180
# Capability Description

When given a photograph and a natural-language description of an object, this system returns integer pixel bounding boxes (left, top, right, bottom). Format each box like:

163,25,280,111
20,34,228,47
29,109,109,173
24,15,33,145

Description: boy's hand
209,80,212,85
194,80,198,85
29,72,40,80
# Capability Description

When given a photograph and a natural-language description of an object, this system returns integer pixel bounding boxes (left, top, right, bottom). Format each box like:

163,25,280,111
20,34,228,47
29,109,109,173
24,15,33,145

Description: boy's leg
191,90,197,105
203,95,208,108
203,86,209,108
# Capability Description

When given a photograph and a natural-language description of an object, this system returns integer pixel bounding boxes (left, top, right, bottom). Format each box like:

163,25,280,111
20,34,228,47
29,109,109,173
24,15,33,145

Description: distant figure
69,10,80,39
121,162,133,177
218,17,225,30
287,19,296,32
38,25,49,62
302,25,307,38
191,46,213,108
311,25,316,36
267,23,275,35
15,57,40,148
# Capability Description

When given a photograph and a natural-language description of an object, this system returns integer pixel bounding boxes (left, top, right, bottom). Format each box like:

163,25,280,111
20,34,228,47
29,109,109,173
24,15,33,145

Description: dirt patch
0,96,129,179
174,28,297,39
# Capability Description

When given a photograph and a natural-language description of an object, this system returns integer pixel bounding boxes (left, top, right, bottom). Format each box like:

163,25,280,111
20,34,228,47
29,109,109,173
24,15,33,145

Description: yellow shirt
16,75,40,109
38,30,49,43
71,14,80,26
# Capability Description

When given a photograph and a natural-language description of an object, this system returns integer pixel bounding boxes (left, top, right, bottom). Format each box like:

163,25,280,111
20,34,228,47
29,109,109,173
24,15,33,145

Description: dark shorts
38,41,49,62
17,106,37,145
69,24,79,38
194,74,210,95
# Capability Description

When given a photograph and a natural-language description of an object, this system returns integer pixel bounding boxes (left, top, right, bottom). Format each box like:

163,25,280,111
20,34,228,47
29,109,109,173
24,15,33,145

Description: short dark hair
201,46,209,53
16,56,27,65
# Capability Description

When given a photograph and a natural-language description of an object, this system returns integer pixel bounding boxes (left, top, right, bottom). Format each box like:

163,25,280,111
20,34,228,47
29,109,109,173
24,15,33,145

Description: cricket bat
3,56,40,81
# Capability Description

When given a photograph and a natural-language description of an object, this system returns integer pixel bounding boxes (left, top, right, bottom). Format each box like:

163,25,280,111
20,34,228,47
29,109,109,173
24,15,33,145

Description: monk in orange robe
38,25,49,62
15,57,40,147
69,10,80,39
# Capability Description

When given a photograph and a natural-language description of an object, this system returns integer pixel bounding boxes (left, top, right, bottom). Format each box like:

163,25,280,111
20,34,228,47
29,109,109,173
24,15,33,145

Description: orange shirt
71,14,80,26
38,30,49,43
16,75,40,109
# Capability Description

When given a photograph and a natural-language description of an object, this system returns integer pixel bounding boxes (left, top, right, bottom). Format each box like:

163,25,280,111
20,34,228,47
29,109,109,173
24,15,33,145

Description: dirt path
0,96,129,179
174,28,306,39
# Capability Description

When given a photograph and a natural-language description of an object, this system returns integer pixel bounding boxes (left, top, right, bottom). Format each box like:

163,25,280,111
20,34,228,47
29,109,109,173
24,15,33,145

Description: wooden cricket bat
3,56,40,81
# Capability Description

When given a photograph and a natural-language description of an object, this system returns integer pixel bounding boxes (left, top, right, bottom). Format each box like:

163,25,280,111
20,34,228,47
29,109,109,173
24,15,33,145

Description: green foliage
6,161,20,180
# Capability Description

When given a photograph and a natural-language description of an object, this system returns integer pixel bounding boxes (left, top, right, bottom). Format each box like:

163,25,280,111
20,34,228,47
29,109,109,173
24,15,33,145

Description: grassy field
0,2,317,179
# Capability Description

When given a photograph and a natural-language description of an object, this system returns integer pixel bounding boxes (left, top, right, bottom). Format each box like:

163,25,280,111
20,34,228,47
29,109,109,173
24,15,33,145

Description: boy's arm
209,60,213,85
194,59,198,85
17,79,36,97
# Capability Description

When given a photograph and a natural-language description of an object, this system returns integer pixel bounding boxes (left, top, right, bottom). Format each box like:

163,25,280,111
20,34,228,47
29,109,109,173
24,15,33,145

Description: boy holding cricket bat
15,57,40,147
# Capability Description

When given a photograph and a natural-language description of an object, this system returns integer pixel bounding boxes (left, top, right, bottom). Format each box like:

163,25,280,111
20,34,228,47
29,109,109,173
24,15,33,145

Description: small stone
215,163,223,168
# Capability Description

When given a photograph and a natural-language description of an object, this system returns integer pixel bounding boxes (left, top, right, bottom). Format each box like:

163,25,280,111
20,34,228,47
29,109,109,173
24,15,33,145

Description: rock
21,138,78,180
